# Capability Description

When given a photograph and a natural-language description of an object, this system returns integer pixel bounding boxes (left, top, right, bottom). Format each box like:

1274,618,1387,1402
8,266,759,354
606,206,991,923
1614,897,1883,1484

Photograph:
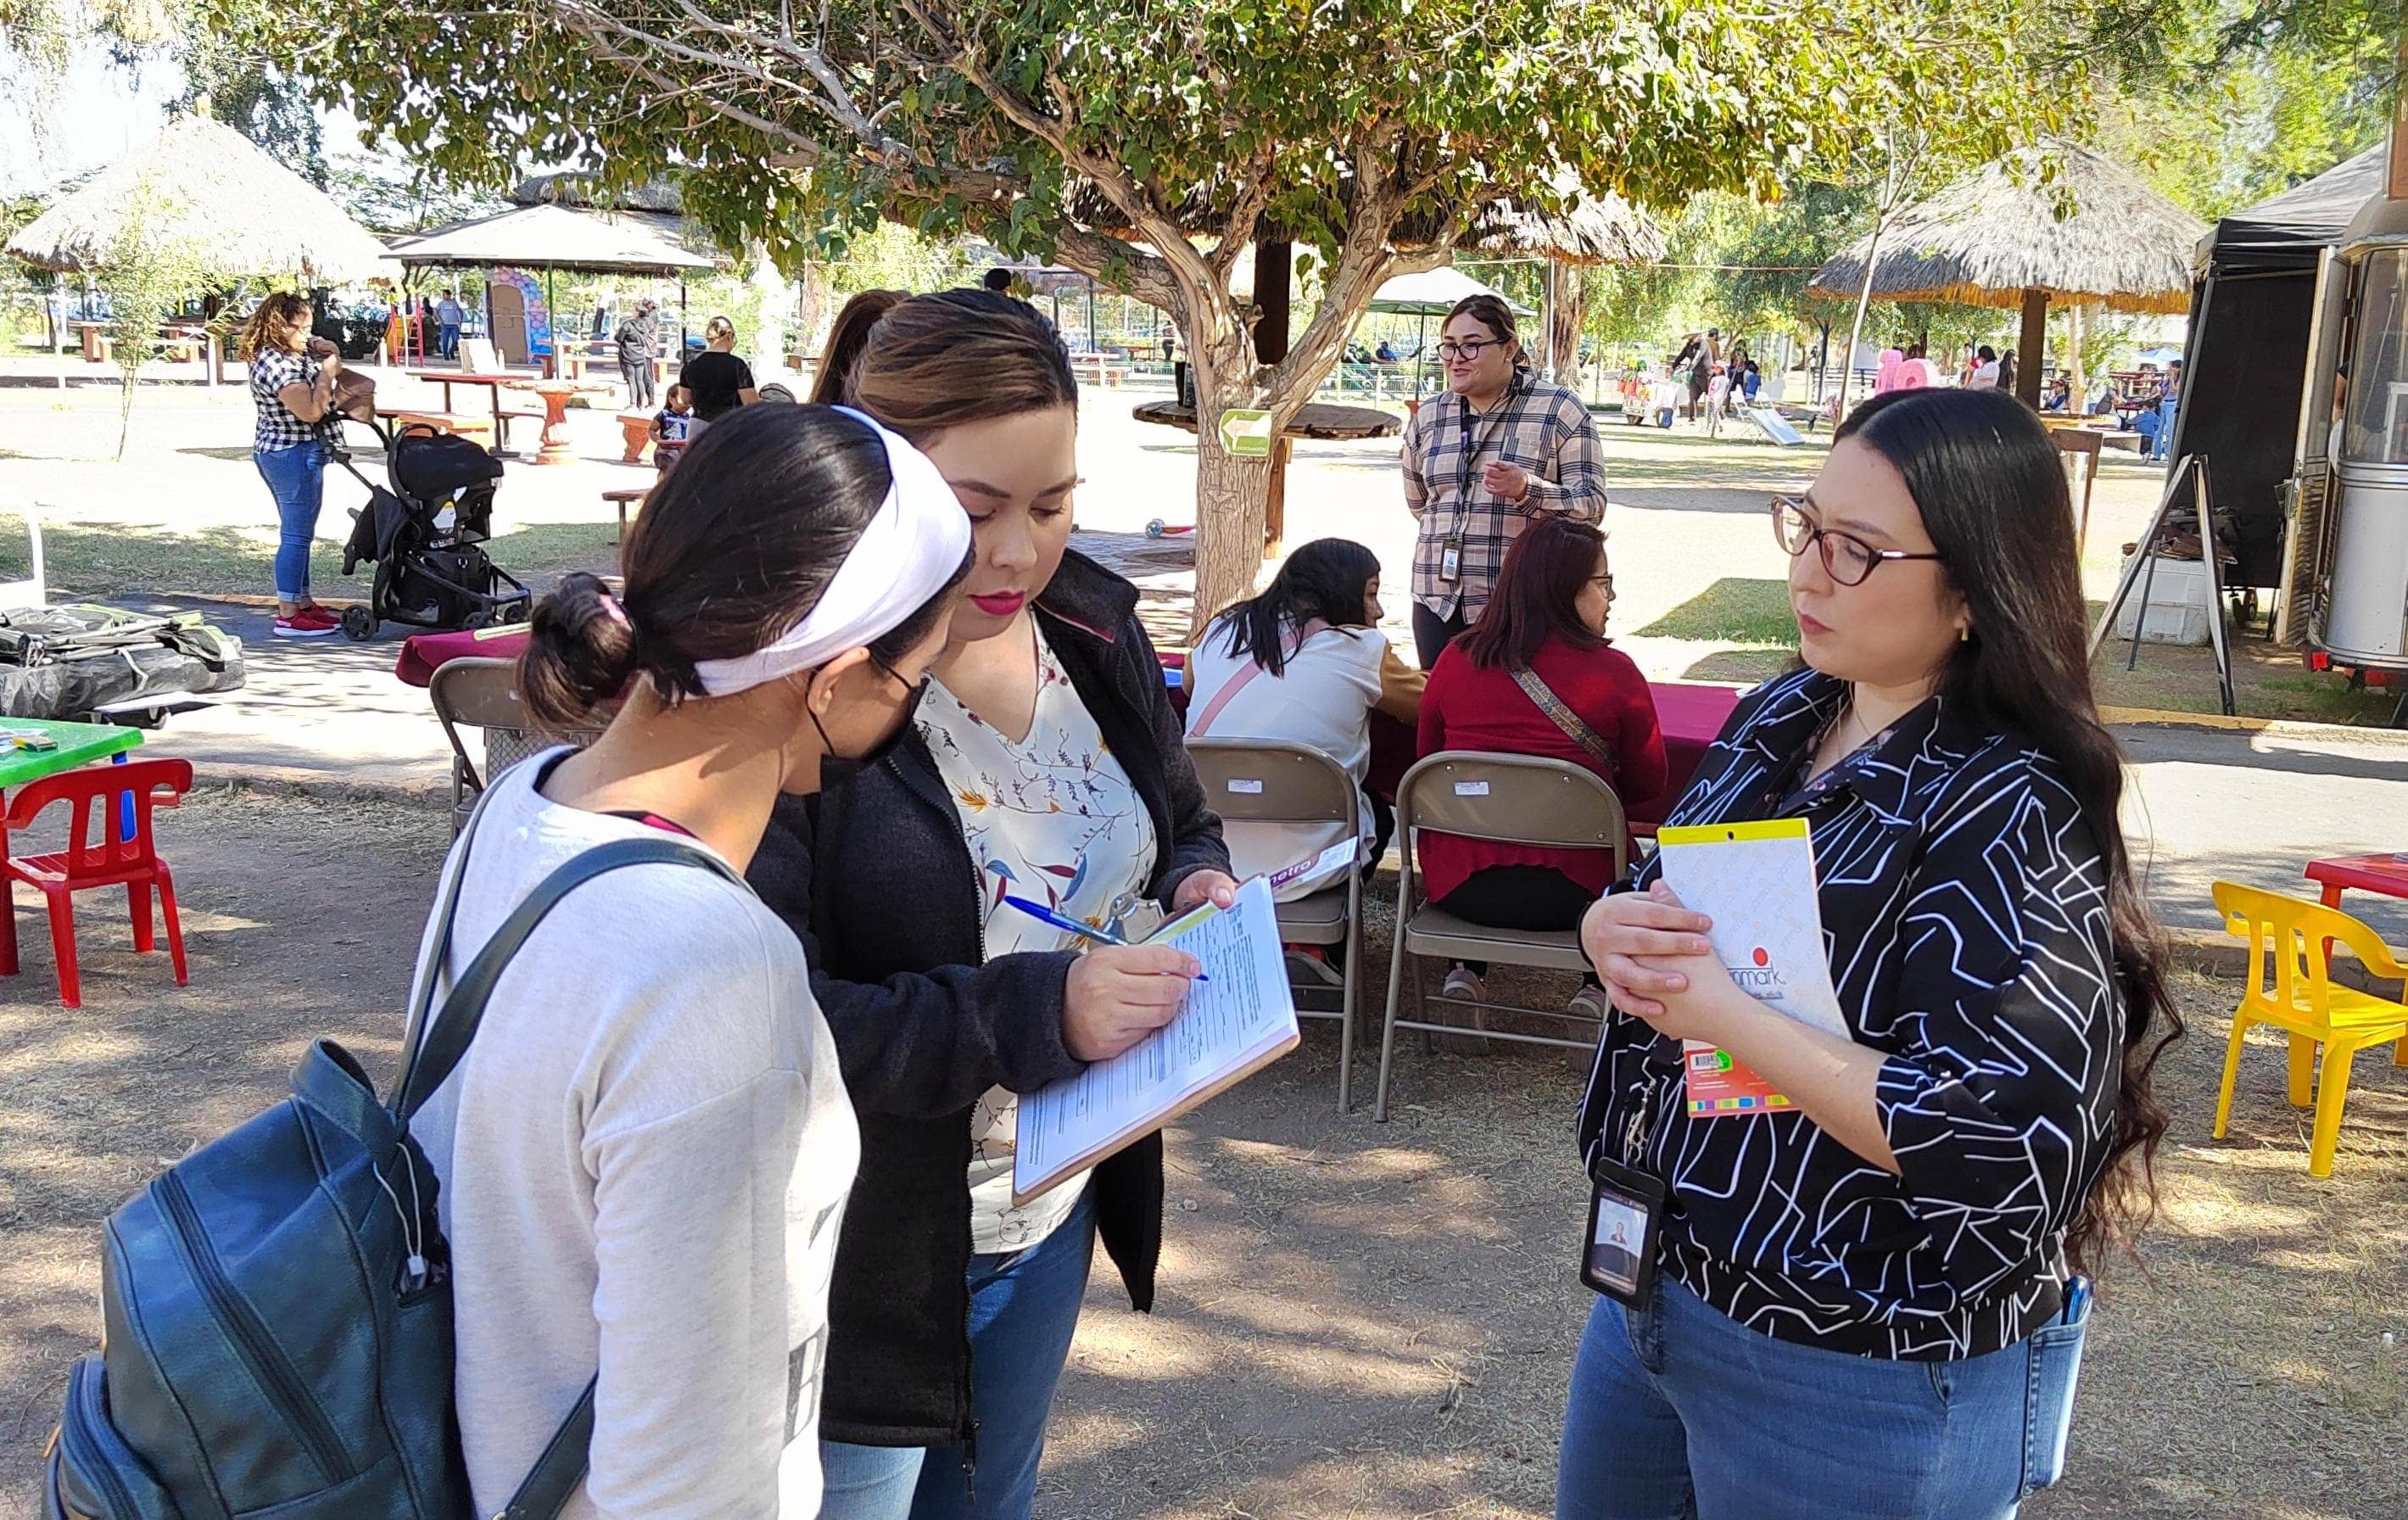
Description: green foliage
326,154,505,235
97,174,221,461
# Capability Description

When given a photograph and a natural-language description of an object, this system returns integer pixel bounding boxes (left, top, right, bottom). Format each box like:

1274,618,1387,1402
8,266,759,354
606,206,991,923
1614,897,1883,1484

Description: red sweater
1414,636,1668,902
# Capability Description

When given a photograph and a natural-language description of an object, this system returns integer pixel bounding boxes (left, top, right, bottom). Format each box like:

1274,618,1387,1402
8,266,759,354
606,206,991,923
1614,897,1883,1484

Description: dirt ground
3,786,2405,1518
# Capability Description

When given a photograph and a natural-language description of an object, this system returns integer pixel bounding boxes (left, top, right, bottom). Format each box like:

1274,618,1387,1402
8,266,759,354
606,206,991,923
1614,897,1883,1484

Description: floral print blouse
919,622,1159,1254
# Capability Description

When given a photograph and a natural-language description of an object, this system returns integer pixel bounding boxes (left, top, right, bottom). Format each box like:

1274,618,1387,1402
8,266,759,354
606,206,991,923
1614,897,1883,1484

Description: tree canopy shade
234,0,2087,623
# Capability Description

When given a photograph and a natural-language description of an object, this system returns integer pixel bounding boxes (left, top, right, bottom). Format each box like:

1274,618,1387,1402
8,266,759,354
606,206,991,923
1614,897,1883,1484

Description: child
651,383,698,470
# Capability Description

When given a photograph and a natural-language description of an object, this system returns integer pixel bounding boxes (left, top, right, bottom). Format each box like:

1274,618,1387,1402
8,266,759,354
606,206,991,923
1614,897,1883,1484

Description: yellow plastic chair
2212,880,2408,1177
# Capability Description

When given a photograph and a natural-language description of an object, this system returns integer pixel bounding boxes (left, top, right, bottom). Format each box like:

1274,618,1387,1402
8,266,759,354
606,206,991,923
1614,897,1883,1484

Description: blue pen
1000,895,1208,981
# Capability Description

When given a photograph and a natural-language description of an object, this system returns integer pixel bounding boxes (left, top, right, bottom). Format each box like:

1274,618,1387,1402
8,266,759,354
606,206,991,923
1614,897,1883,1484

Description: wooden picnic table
1131,400,1401,556
405,370,533,450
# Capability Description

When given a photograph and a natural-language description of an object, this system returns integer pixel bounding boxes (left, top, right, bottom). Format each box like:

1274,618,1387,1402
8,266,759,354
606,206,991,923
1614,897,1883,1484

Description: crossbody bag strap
1510,664,1617,777
1189,618,1331,737
395,835,743,1121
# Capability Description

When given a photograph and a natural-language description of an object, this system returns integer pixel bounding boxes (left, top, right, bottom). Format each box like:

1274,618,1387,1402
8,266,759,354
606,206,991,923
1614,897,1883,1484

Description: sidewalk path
121,595,2408,942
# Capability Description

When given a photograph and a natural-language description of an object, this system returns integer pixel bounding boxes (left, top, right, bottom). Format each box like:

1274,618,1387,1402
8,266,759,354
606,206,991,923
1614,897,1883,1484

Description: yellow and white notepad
1012,874,1300,1203
1654,818,1846,1118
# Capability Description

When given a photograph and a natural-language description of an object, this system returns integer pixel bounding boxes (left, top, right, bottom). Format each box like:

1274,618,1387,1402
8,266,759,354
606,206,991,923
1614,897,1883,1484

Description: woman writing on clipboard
747,289,1235,1520
1558,388,2182,1520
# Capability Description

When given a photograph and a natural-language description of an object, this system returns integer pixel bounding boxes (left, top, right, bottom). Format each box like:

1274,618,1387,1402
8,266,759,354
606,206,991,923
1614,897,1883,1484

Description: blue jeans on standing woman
1556,1278,2051,1520
254,439,326,603
818,1184,1098,1520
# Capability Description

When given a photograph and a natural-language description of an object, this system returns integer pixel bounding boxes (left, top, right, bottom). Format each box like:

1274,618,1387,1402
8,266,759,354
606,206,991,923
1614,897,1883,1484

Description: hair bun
519,571,639,728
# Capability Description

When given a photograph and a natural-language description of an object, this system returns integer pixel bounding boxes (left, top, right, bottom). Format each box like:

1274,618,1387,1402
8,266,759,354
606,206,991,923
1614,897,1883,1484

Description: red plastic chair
1,757,192,1007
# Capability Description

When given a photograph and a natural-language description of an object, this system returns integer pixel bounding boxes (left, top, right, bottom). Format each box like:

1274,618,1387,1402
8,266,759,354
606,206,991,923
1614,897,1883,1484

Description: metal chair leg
1374,904,1414,1123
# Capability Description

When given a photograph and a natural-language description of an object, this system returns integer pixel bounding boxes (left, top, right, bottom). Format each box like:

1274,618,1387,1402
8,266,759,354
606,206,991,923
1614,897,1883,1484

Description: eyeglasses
1437,339,1501,362
1770,497,1944,587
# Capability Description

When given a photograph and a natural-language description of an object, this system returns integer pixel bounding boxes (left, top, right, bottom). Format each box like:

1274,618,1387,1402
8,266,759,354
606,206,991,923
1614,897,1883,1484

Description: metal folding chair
1375,751,1628,1121
427,657,599,836
1187,738,1366,1110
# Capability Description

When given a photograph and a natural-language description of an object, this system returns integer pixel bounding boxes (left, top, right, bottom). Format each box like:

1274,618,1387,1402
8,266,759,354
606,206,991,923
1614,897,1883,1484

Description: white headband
691,406,971,697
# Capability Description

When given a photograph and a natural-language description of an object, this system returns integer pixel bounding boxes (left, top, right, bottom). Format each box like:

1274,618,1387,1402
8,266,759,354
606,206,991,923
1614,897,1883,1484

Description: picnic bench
617,412,656,464
602,487,649,549
375,408,496,441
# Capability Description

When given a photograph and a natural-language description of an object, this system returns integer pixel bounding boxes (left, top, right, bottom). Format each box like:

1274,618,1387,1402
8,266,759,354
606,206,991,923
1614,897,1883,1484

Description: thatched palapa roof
6,113,391,282
1450,176,1667,266
1807,142,2206,315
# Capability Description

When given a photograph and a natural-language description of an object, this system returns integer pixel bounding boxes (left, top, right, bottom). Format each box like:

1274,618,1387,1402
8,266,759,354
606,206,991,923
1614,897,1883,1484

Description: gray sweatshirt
408,757,857,1517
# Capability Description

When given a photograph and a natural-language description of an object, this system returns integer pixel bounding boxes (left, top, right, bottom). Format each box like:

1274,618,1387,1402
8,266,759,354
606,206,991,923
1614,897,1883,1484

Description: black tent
2172,144,2383,586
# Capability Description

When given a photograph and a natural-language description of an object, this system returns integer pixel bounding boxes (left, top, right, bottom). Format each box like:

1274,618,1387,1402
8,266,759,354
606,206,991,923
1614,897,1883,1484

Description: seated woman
1186,538,1422,902
1415,518,1666,1021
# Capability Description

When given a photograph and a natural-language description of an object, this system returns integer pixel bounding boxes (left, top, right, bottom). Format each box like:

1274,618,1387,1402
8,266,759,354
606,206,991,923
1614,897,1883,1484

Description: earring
1958,624,1973,643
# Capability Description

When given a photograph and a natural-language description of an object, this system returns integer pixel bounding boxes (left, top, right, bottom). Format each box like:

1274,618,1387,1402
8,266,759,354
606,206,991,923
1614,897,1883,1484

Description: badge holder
1439,536,1462,584
1580,1088,1667,1308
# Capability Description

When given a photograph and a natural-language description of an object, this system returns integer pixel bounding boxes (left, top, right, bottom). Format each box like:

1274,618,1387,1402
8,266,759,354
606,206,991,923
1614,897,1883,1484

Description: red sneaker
273,612,338,639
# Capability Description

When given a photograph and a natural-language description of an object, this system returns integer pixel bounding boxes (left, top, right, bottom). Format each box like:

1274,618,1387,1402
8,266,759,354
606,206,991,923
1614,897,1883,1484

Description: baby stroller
331,416,531,641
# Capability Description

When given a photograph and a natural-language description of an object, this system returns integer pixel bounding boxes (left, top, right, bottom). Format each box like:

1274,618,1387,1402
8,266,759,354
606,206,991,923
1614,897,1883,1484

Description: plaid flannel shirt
1401,370,1607,623
249,349,337,452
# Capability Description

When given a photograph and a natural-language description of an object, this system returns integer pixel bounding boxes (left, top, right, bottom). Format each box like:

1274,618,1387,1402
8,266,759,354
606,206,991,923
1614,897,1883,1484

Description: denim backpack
44,804,737,1519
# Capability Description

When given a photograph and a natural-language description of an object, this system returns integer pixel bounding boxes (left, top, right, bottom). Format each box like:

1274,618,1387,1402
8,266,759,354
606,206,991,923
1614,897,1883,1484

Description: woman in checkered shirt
1400,293,1607,669
237,292,346,639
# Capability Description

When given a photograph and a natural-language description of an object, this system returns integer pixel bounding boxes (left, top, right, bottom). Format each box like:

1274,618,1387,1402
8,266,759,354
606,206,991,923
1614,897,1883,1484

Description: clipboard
1011,874,1300,1203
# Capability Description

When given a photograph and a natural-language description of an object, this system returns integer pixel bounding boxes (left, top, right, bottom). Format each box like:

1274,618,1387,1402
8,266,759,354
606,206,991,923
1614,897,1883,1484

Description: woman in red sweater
1416,518,1667,1020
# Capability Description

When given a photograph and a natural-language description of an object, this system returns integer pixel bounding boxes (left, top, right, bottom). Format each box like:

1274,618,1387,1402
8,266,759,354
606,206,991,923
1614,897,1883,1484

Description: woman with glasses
746,289,1237,1520
1557,388,2181,1519
1401,293,1607,669
1415,518,1664,1027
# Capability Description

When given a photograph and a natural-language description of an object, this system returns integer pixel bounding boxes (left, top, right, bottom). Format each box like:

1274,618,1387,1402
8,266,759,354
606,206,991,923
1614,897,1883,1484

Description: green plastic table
0,717,144,825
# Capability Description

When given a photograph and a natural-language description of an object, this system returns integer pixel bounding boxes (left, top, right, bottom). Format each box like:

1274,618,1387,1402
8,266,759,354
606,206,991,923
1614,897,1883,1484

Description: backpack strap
396,835,742,1121
1510,664,1618,779
500,1380,598,1520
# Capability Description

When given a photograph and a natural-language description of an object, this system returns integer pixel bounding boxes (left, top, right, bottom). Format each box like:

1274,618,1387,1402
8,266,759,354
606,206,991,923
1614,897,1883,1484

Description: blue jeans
819,1184,1098,1520
254,439,326,603
1556,1279,2032,1520
439,321,460,358
2148,398,2176,461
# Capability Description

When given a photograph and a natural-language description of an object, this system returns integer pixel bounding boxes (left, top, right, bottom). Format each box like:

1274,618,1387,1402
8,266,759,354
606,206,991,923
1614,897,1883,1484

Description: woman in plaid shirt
237,293,347,639
1400,293,1607,668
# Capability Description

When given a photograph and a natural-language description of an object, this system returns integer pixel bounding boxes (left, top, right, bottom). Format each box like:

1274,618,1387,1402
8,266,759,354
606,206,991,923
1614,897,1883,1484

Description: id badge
1439,542,1462,583
1581,1153,1667,1307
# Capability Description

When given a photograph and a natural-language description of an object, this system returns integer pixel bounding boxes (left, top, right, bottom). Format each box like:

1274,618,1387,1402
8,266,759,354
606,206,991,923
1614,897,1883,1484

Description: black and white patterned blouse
1577,667,2123,1361
249,348,335,452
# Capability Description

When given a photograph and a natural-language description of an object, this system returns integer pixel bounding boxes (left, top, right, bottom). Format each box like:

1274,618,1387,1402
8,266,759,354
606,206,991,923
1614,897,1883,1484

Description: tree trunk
1839,220,1885,422
1189,425,1275,635
1550,264,1586,391
2015,288,2048,410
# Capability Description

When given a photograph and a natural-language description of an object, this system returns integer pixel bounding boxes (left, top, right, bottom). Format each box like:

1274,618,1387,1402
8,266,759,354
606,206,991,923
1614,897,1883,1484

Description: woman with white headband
749,288,1235,1520
404,402,972,1519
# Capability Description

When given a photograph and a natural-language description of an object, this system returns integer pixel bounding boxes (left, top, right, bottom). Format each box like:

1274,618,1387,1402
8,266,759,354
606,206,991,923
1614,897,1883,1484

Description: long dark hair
1834,387,2181,1273
810,289,903,405
1209,538,1381,677
1456,518,1606,671
519,405,969,726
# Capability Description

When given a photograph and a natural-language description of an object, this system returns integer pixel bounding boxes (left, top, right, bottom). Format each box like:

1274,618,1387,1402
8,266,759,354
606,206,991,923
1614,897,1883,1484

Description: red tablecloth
1159,652,1742,822
395,625,530,688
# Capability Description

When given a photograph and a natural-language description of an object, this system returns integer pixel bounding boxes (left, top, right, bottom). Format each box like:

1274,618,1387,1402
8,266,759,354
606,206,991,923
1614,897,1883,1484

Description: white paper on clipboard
1012,875,1299,1203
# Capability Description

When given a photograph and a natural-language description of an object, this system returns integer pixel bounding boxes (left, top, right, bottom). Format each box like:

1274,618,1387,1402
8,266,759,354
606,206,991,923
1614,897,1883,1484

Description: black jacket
746,550,1229,1449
